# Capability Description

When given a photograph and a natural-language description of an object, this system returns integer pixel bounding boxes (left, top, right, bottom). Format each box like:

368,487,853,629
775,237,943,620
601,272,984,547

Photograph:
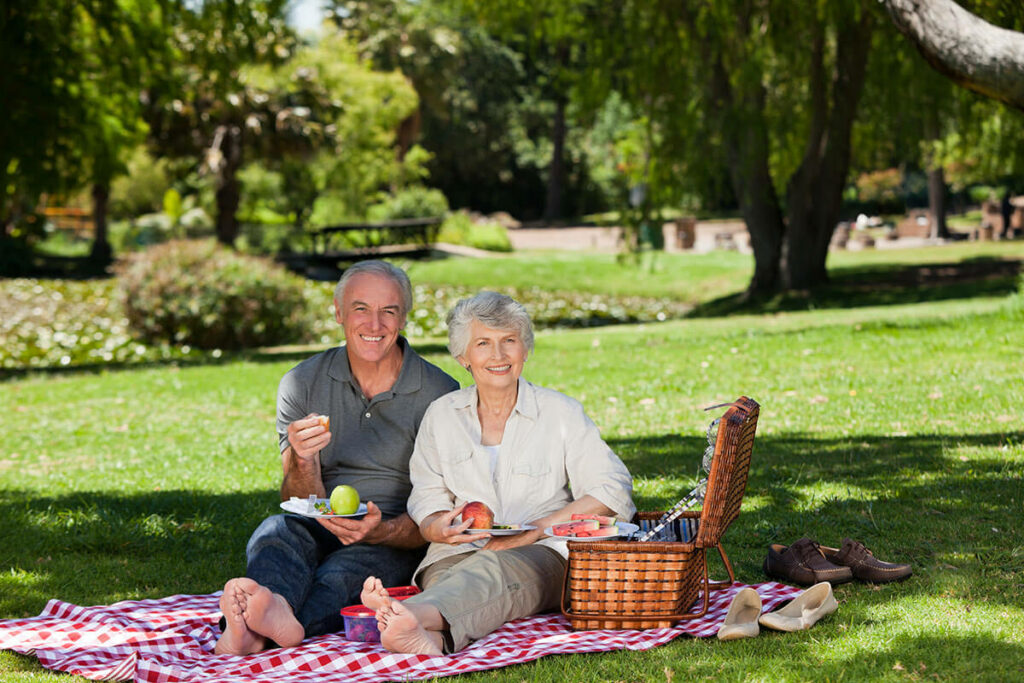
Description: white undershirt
482,444,500,481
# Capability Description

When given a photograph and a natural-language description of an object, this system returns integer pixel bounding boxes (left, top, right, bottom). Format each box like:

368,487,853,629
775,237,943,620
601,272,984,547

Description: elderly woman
361,291,634,655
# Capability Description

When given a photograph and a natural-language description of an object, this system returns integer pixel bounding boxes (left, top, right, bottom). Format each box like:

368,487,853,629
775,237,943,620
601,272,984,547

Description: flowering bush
117,240,317,350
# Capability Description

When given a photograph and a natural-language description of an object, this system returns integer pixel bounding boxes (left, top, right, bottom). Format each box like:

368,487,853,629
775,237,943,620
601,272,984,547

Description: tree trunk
880,0,1024,113
89,183,112,265
783,8,874,290
729,130,785,296
707,50,784,296
927,167,949,240
216,172,241,247
543,95,566,223
923,115,949,240
214,125,243,247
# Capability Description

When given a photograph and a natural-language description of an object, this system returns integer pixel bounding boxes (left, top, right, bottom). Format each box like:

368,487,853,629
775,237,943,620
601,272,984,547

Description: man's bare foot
379,599,444,656
360,576,391,611
214,578,267,655
241,583,305,648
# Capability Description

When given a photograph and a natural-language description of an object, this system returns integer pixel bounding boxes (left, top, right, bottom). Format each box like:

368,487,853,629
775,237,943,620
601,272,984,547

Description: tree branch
879,0,1024,111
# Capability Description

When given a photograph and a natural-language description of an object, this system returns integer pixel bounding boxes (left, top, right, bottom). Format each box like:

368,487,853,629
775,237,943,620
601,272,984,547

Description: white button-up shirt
408,378,635,573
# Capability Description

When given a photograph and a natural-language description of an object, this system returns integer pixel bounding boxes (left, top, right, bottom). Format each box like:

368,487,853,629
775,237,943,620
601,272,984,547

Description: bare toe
214,579,267,656
360,576,390,611
380,599,443,656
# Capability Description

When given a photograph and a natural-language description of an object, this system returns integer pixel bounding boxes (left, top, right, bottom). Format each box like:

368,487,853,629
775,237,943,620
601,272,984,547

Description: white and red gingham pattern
0,582,801,682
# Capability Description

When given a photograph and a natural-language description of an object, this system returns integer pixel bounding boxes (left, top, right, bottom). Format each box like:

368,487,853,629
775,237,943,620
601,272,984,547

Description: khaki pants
406,545,566,652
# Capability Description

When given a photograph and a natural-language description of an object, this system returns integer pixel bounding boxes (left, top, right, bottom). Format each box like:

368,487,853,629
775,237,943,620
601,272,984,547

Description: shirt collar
456,376,538,420
327,336,422,395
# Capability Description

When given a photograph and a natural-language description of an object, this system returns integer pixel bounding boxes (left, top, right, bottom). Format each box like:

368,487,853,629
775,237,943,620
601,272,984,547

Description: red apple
463,501,494,529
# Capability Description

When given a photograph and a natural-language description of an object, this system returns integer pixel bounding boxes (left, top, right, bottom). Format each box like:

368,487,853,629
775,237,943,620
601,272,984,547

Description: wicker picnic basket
560,397,760,630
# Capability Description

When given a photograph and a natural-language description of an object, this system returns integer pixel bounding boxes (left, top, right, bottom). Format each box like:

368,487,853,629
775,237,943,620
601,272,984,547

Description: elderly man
214,260,459,655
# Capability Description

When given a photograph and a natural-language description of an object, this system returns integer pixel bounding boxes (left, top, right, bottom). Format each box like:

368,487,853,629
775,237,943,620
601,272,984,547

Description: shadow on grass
689,257,1021,317
610,429,1024,604
1,254,113,280
0,488,279,618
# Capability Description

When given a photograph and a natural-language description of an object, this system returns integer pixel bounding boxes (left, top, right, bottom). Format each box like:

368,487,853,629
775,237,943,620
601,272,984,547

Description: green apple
329,485,360,515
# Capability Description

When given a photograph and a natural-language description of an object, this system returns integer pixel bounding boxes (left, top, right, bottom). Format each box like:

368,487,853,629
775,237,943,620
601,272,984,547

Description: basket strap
702,400,746,413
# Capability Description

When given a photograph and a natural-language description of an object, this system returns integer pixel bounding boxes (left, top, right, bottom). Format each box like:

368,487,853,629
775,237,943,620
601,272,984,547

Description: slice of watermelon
551,519,600,536
551,522,577,536
574,525,619,538
570,513,617,526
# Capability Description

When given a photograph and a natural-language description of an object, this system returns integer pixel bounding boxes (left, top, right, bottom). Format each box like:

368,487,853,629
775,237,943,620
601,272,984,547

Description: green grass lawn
2,242,1024,681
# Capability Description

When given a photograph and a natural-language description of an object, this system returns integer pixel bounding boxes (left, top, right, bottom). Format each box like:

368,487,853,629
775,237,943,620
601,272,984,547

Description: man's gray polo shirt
277,337,459,518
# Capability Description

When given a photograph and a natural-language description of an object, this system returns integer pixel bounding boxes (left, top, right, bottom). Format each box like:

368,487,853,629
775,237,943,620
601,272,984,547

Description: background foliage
117,240,316,350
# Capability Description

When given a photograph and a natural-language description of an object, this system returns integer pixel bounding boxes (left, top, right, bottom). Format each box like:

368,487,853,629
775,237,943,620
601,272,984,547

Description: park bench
42,206,93,238
278,216,444,277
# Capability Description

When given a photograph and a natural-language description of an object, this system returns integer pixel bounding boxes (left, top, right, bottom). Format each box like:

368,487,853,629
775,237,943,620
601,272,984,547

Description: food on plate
551,519,600,536
463,501,494,529
491,524,520,530
329,484,361,515
570,513,616,526
573,525,619,538
552,515,621,538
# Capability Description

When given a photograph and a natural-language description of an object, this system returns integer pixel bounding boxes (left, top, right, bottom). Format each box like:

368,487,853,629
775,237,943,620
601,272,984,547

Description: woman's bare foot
375,601,395,632
360,576,391,611
214,578,267,655
379,599,444,656
241,583,305,648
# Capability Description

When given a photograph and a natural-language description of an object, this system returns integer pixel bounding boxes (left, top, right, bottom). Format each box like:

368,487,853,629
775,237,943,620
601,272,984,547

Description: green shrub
968,185,999,205
368,186,449,220
117,240,317,350
437,212,512,252
109,146,172,219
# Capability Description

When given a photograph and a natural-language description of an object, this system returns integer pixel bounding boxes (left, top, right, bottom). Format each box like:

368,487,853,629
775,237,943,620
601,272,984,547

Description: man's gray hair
334,260,413,316
446,291,534,359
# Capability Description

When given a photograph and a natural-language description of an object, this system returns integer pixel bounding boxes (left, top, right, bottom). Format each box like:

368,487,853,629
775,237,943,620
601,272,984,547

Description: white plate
543,521,639,541
452,528,540,536
457,525,537,536
281,498,368,519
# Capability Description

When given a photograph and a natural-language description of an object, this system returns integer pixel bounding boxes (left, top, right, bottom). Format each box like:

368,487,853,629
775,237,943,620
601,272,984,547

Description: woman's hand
420,504,492,545
482,527,544,551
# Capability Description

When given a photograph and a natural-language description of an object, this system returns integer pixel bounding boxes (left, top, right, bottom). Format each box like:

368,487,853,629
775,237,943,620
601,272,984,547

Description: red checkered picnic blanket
0,582,801,682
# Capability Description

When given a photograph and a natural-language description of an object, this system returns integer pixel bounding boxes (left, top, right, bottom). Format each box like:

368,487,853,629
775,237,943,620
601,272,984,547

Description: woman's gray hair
446,291,534,359
334,260,413,316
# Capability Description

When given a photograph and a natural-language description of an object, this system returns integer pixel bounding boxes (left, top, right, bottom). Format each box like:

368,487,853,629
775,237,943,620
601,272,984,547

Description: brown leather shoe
820,539,912,583
763,537,854,586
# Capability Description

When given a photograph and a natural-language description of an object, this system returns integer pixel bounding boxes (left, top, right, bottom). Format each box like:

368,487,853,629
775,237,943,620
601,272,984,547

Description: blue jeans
245,514,425,638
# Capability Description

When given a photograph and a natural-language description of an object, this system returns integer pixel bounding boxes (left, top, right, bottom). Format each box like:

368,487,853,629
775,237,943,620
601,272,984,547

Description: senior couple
215,261,634,657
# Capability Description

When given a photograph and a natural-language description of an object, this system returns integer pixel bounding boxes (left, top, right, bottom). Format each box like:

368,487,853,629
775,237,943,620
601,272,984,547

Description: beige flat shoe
758,581,837,632
717,587,762,641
